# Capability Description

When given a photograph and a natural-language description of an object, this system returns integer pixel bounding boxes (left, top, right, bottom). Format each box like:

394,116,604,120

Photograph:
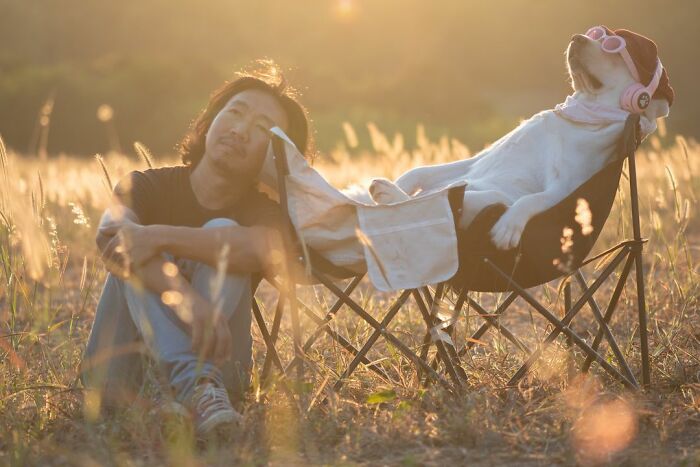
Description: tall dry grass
0,123,698,465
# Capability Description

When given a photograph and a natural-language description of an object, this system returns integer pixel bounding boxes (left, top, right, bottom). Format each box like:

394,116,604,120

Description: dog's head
566,26,674,121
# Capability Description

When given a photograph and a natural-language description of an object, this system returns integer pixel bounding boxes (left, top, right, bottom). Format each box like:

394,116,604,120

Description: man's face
204,88,289,179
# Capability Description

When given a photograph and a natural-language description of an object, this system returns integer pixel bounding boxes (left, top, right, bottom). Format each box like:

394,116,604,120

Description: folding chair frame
420,126,651,390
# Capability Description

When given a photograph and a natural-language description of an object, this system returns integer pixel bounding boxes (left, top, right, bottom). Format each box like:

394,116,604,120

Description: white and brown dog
368,26,674,250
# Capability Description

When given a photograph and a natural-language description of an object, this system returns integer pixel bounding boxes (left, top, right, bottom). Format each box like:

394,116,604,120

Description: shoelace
194,383,233,419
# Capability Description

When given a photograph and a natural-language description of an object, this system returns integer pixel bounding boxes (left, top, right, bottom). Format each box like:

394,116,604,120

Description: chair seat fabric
452,156,625,292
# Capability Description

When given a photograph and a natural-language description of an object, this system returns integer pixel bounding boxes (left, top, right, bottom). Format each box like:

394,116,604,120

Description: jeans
81,218,253,408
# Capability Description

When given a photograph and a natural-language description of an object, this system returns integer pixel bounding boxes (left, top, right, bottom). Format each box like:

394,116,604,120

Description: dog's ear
643,98,670,121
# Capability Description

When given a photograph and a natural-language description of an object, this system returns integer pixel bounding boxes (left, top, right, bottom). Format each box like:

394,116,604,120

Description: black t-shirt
113,165,283,230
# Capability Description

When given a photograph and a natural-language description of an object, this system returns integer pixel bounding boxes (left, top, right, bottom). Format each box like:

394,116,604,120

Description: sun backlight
335,0,355,19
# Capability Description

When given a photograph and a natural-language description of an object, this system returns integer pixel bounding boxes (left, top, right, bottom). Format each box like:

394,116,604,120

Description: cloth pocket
356,190,459,291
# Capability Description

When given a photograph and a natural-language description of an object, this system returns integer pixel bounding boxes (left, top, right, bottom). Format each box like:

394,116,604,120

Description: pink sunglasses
585,26,641,82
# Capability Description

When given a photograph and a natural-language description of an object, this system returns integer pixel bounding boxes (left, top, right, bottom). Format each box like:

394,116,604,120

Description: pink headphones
585,26,663,114
620,59,662,113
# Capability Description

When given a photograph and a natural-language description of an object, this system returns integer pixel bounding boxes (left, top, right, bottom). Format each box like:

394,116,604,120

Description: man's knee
202,217,239,229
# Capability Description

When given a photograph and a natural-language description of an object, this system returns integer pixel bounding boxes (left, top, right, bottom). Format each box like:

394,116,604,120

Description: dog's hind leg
458,190,513,229
395,158,477,196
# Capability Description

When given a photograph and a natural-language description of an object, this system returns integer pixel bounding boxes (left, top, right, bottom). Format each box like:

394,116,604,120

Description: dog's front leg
489,189,565,250
458,190,513,229
369,178,410,204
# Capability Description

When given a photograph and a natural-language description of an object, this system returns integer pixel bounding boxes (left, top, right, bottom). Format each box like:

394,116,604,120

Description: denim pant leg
177,220,253,402
124,217,253,404
81,273,145,408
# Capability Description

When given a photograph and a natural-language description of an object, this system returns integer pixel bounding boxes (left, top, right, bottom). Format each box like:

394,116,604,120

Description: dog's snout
571,34,586,44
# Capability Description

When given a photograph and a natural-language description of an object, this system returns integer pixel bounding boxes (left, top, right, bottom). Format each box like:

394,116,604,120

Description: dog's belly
462,144,546,201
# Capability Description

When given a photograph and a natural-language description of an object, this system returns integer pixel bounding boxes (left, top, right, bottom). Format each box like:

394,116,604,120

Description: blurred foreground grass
0,123,699,465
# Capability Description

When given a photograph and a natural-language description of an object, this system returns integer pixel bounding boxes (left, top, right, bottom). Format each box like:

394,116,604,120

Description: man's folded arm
150,224,282,275
95,204,211,325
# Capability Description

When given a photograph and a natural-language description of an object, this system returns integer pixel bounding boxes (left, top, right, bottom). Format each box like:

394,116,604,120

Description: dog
367,26,674,251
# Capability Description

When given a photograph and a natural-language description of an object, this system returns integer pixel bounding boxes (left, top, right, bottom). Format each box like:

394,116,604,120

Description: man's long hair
178,60,312,167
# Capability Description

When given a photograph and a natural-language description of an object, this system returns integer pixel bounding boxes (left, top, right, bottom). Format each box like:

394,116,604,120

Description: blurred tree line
0,0,697,156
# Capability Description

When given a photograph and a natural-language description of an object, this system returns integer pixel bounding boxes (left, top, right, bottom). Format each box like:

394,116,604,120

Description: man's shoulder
117,165,190,190
135,165,190,181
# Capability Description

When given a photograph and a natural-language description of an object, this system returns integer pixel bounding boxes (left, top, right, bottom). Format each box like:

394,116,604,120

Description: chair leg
564,282,576,380
265,275,419,388
298,276,363,354
280,276,391,381
417,329,434,383
266,276,392,382
417,287,434,374
575,268,638,387
628,146,651,387
418,285,467,385
252,299,287,378
633,248,651,387
581,255,636,374
504,250,629,363
459,292,519,354
430,285,469,382
412,290,465,388
287,293,393,382
483,251,638,389
460,295,530,354
332,289,412,391
259,278,305,395
314,273,452,391
251,299,298,403
260,295,286,385
285,282,305,391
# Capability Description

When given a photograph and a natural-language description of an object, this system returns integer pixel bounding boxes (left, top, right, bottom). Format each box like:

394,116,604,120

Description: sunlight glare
334,0,356,20
572,399,637,464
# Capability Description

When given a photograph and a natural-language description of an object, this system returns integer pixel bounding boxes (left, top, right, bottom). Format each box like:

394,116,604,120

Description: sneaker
190,380,242,439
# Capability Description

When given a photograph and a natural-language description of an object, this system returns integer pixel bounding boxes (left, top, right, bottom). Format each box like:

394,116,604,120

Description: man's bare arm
149,224,284,275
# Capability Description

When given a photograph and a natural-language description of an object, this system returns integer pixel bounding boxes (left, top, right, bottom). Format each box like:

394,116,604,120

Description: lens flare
338,0,353,14
161,261,179,277
97,104,114,123
334,0,356,20
161,290,184,306
572,398,638,464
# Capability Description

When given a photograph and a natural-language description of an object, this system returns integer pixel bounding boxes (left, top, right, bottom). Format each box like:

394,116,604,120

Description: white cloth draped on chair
258,127,465,292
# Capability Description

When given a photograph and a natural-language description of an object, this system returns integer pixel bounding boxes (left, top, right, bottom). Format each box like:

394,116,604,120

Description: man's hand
99,221,162,274
96,214,134,277
189,299,232,364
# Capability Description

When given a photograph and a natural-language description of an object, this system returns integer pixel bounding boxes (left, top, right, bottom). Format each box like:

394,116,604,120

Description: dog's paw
369,178,410,204
489,208,529,250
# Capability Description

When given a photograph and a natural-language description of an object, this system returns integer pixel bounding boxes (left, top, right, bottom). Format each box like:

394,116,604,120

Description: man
81,62,310,438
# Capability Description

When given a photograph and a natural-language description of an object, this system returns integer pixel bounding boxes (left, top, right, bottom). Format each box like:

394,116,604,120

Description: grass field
0,123,699,466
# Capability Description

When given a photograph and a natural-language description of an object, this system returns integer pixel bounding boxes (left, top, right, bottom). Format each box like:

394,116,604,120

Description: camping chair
407,113,649,390
253,114,649,395
251,136,468,394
